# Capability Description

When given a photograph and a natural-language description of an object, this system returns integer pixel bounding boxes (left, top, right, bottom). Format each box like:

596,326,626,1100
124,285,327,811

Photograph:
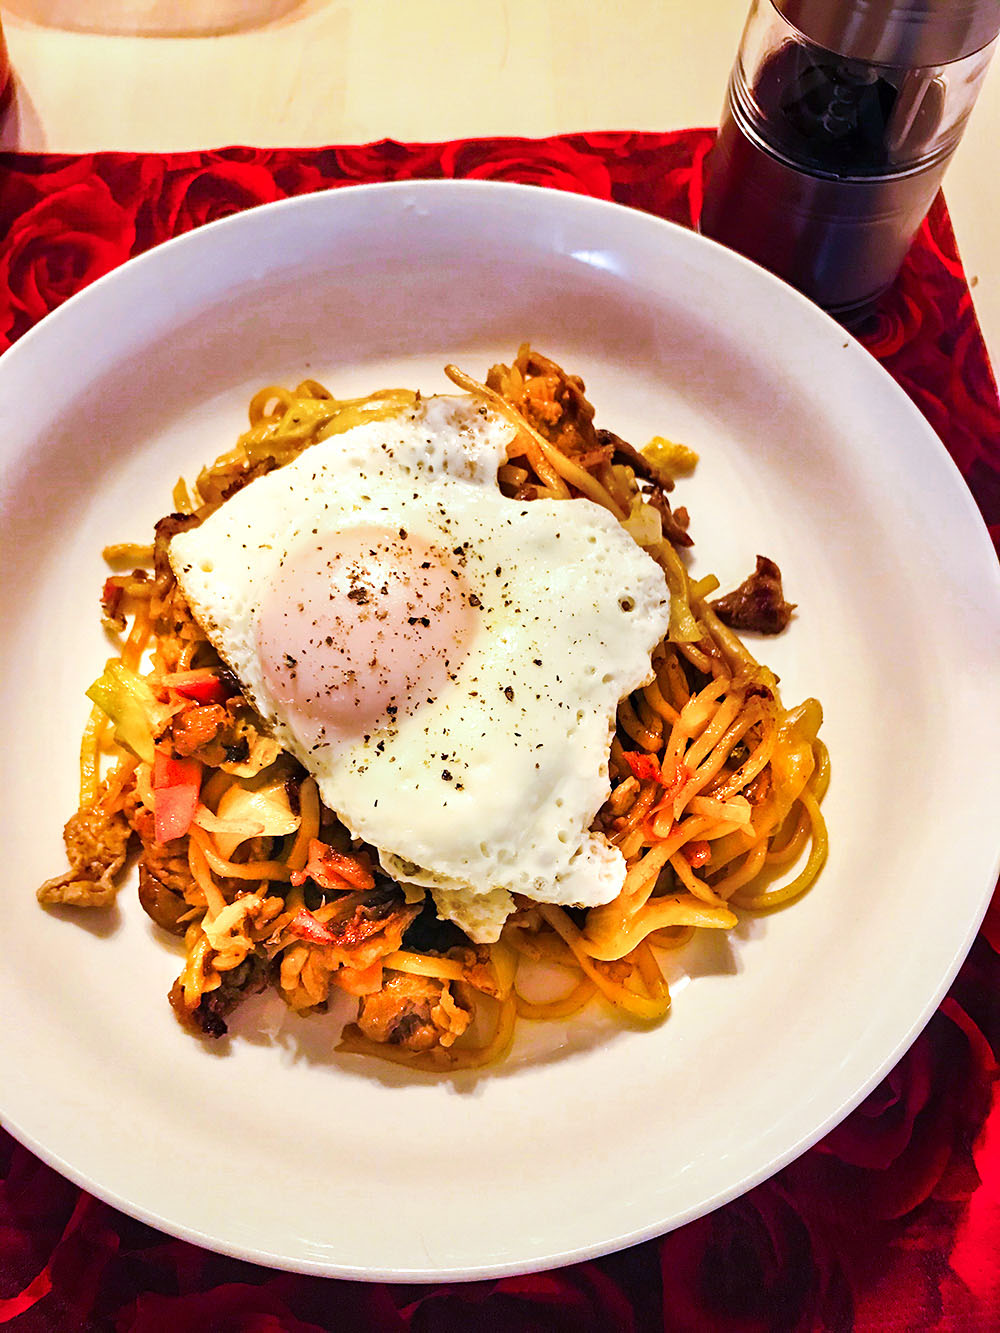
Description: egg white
170,396,671,941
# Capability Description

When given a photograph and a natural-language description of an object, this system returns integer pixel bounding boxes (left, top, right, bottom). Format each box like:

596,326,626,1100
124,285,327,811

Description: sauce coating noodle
37,347,827,1070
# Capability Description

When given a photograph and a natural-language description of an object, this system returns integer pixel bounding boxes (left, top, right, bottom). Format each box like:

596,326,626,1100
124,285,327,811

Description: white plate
1,181,998,1281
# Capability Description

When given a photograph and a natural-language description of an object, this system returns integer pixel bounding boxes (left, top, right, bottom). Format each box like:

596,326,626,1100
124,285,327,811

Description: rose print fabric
1,130,997,1332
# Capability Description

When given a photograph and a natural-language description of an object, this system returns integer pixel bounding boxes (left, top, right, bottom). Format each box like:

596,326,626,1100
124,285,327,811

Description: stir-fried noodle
39,347,828,1070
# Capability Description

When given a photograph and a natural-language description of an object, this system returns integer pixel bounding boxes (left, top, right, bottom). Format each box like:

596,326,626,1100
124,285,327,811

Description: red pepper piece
287,907,338,947
289,839,376,891
162,669,229,705
684,840,711,868
152,749,202,843
622,750,662,784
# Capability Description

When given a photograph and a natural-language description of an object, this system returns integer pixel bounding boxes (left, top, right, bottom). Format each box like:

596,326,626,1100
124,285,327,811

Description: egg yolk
255,525,479,747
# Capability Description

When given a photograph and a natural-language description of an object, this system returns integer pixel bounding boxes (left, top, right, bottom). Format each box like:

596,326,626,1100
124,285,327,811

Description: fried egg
169,395,671,941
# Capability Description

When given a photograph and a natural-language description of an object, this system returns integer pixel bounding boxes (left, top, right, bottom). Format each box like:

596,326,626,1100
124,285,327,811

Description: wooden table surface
2,0,999,361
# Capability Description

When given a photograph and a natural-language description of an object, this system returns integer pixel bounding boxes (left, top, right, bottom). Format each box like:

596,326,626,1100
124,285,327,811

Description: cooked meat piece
487,348,697,554
291,839,375,891
711,555,796,634
445,945,505,999
647,488,694,548
488,346,599,460
131,805,199,931
323,884,420,960
169,702,229,757
169,953,268,1039
138,862,191,935
153,512,200,583
280,884,423,1013
597,428,675,492
37,798,133,907
356,971,470,1052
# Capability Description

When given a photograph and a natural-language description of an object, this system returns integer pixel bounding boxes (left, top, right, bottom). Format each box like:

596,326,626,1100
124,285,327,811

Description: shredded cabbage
642,435,699,478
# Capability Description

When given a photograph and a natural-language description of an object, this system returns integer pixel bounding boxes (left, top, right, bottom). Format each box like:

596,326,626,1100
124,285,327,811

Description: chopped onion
622,496,662,549
212,779,300,859
689,795,753,826
192,805,266,838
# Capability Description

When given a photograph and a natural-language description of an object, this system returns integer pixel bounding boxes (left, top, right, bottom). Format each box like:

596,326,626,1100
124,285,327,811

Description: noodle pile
38,347,828,1071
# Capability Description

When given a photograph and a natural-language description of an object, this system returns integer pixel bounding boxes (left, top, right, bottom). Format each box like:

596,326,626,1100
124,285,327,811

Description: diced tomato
152,749,202,843
684,840,711,868
287,907,338,947
289,839,376,891
161,669,229,705
621,750,662,783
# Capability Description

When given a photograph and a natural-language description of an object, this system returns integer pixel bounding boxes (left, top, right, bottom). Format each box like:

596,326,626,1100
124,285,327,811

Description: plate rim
2,177,999,1281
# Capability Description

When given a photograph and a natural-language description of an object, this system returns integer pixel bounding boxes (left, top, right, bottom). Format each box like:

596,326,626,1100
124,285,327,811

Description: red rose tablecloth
1,129,998,1332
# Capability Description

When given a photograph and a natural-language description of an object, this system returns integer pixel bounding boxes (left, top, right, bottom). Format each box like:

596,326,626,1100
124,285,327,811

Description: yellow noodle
765,808,811,865
444,364,628,520
49,356,829,1073
633,940,669,1000
120,604,152,671
684,691,747,767
286,776,320,871
709,840,769,900
617,696,662,751
190,825,293,882
674,712,770,816
642,677,681,725
669,852,727,907
609,781,659,844
710,722,779,802
382,951,467,983
689,794,752,825
539,905,671,1021
186,838,229,921
584,894,737,961
102,542,154,563
659,649,691,710
732,788,828,910
677,639,714,673
645,924,696,950
515,976,597,1020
